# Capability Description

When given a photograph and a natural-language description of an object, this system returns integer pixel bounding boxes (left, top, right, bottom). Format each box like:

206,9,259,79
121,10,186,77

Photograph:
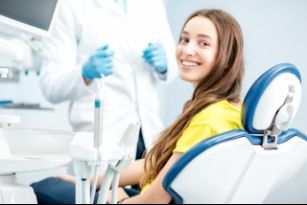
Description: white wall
163,0,307,133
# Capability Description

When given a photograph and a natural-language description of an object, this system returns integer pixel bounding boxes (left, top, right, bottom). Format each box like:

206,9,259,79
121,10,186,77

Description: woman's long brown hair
140,9,245,188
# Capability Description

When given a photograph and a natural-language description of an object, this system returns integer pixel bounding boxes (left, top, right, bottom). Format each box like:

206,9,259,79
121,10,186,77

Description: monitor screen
0,0,59,36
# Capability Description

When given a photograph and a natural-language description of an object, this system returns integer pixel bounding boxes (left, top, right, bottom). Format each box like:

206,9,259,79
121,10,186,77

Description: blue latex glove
82,45,114,81
143,43,168,74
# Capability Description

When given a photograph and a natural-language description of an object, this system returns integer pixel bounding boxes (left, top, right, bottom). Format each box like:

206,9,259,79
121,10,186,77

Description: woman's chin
180,73,197,84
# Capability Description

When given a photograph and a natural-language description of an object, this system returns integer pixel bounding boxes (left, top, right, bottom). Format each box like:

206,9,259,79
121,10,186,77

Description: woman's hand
108,187,129,204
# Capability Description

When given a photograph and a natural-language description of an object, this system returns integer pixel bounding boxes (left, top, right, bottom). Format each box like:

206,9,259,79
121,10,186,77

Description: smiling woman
176,16,219,86
176,9,244,90
136,9,245,203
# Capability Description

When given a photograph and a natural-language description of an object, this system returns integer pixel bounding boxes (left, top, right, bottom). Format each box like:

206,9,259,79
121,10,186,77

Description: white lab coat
40,0,177,149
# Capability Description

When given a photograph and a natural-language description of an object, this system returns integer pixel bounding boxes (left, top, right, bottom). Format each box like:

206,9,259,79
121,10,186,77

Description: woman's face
176,16,219,86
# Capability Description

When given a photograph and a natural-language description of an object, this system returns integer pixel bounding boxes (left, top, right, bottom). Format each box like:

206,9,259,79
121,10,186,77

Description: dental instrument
90,78,104,204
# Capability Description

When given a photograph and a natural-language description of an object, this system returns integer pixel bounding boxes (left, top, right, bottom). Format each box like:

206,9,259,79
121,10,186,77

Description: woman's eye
199,41,210,47
179,37,189,45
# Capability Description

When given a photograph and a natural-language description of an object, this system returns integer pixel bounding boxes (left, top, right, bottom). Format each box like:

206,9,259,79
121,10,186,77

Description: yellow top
173,99,243,153
142,99,243,193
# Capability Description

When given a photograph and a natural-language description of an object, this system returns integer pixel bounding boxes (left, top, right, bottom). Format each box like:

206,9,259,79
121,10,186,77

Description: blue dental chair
163,63,307,203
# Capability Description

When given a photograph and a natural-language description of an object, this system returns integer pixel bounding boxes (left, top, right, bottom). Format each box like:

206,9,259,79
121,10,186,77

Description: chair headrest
242,63,302,135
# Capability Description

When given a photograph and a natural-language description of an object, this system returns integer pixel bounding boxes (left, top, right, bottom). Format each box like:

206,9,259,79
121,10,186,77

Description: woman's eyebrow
198,33,213,40
181,31,189,35
181,31,212,40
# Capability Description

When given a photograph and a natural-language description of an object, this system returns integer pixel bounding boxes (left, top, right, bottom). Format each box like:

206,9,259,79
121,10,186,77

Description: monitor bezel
0,0,60,36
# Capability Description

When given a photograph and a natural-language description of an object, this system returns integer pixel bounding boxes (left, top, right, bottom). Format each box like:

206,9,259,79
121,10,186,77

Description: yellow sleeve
173,123,218,153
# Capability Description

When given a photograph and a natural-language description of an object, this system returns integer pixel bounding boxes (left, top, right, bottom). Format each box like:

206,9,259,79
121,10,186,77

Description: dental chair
163,63,306,203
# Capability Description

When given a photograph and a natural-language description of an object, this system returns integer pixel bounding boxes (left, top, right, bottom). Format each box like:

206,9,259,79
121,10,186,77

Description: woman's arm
122,152,182,204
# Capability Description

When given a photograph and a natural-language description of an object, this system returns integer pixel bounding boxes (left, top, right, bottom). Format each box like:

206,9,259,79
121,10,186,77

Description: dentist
39,0,176,159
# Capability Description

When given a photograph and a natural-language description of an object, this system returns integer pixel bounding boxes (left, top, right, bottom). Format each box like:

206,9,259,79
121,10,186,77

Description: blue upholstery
242,63,301,134
163,63,304,204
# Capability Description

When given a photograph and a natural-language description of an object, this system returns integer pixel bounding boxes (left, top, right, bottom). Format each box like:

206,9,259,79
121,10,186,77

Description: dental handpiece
91,83,104,203
94,79,104,155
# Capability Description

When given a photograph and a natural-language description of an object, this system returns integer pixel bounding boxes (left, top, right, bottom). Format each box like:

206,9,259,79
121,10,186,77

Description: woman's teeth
182,60,200,67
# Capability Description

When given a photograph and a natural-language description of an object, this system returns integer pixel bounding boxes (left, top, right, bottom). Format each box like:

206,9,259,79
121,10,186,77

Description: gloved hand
82,45,114,81
143,43,168,74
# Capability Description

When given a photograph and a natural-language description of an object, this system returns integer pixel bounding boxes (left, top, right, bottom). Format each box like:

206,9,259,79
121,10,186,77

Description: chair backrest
163,63,306,203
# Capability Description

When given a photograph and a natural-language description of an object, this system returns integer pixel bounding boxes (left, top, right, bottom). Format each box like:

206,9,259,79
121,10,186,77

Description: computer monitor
0,0,60,36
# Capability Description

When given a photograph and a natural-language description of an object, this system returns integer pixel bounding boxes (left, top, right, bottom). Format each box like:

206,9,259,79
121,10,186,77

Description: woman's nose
182,42,196,56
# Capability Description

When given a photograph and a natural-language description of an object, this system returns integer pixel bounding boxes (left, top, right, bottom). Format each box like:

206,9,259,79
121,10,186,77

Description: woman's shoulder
191,100,242,125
